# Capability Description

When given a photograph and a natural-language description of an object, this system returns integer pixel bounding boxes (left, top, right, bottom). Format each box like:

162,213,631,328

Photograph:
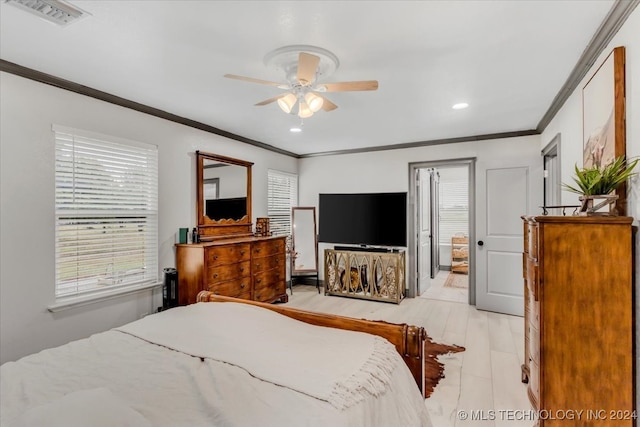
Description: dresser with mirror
175,151,287,305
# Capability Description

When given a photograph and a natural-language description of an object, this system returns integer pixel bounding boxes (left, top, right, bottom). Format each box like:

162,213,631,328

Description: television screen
318,192,407,247
205,197,247,221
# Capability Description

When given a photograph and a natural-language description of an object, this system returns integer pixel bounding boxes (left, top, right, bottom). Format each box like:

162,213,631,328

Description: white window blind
439,178,468,245
54,126,159,300
267,169,298,236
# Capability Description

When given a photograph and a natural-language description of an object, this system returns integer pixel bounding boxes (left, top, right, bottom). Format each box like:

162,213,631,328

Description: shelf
451,236,468,275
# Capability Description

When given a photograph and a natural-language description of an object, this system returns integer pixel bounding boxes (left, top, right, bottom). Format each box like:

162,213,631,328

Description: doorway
408,159,475,304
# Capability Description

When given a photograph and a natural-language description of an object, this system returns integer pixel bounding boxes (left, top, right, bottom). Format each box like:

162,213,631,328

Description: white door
476,157,541,316
417,169,431,295
430,170,440,278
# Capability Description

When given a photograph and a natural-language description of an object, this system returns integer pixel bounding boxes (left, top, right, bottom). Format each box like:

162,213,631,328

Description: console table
324,248,405,304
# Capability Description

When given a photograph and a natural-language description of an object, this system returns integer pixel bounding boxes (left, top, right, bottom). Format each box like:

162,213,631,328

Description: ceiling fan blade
254,94,287,106
319,80,379,92
297,52,320,86
318,95,338,112
224,74,287,88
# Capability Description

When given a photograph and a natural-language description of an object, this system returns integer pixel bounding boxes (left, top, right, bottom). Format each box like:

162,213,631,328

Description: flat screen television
318,192,407,248
205,197,247,221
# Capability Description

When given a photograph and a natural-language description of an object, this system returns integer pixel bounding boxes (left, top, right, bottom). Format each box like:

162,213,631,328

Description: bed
1,293,449,427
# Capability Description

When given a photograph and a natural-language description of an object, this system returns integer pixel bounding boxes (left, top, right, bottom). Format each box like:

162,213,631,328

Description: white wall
299,134,542,283
539,6,640,408
0,72,297,363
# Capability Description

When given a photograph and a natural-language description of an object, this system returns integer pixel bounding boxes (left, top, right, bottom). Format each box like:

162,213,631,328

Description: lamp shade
304,92,324,113
298,101,314,118
277,93,297,114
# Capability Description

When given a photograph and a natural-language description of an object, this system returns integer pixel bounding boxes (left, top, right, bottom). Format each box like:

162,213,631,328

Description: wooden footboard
196,291,426,395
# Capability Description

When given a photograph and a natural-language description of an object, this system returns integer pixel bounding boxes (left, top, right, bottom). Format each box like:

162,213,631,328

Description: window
438,169,469,245
54,125,159,304
267,169,298,236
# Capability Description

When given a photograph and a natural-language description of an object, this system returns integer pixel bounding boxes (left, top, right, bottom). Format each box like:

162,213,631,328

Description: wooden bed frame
197,291,463,397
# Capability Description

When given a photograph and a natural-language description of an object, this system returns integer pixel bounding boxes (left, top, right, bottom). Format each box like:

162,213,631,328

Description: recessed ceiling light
452,102,469,110
290,127,302,133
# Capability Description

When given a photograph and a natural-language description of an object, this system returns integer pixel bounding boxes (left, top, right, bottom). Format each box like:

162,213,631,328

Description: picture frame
582,46,626,215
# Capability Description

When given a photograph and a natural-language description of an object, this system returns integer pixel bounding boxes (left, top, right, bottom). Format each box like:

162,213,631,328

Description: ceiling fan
224,45,378,119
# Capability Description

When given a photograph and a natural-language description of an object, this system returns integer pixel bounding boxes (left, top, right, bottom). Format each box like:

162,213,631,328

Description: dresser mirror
196,151,253,240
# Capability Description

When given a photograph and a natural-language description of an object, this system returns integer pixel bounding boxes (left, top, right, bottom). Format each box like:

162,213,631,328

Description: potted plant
563,155,638,215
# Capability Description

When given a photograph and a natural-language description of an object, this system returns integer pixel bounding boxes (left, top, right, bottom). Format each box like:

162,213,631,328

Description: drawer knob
214,273,218,279
256,248,261,253
240,250,245,255
477,240,484,246
214,292,219,295
240,267,245,272
257,278,262,283
240,283,245,288
256,263,261,269
214,255,219,260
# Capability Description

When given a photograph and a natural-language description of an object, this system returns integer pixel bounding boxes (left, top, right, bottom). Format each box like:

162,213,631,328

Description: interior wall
0,72,298,363
538,6,639,408
298,134,542,285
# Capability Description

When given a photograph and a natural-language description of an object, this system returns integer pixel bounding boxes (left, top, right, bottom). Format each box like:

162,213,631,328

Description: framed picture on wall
582,46,626,214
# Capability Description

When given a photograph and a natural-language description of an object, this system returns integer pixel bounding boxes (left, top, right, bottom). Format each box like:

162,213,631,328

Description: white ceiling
0,0,618,156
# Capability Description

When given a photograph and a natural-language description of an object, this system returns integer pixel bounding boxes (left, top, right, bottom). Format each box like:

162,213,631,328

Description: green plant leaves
562,156,638,195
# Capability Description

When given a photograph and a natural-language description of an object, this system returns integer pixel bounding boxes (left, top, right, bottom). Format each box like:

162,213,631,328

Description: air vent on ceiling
5,0,90,26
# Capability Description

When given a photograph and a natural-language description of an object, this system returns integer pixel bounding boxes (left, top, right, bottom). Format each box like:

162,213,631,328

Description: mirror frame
291,207,318,274
196,151,253,240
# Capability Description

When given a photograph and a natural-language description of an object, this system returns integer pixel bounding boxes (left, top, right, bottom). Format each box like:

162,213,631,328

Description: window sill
47,282,162,313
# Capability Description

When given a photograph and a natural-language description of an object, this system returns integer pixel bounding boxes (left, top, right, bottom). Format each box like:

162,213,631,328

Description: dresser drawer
207,261,250,284
527,224,538,259
252,239,284,259
207,278,251,298
206,244,250,265
253,281,283,303
528,359,540,408
526,258,538,300
252,253,285,273
254,268,285,291
528,323,540,364
528,295,539,329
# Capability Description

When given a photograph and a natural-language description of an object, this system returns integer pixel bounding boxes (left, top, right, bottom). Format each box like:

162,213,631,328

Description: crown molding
0,59,300,158
536,0,639,132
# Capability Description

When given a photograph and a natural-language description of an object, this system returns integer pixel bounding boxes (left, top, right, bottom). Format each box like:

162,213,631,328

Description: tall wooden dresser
521,216,634,426
176,235,287,305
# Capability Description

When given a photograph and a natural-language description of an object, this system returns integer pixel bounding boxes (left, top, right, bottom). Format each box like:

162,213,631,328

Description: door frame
407,158,476,303
542,133,562,209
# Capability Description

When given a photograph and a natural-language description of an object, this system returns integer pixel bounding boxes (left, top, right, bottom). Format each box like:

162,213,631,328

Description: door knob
478,240,484,246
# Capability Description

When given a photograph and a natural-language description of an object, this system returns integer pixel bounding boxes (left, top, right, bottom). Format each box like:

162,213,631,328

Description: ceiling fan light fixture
298,101,314,119
305,92,324,113
452,102,469,110
277,93,297,114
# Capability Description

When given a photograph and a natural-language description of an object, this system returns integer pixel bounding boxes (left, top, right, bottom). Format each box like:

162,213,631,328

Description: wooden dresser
521,216,634,426
176,235,287,305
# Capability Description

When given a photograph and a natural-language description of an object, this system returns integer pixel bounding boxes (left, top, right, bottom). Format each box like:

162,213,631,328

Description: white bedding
1,302,431,427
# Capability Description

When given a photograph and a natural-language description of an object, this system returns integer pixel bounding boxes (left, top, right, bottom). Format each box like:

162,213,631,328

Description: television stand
324,247,405,304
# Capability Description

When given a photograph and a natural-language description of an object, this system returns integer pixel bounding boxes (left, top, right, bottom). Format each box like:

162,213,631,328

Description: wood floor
285,285,534,427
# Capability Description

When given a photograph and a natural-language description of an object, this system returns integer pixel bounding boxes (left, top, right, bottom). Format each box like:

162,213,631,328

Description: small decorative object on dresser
521,215,634,426
562,155,638,216
255,217,271,237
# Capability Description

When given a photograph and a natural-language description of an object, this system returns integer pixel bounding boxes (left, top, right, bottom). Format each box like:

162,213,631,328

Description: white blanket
116,302,400,410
